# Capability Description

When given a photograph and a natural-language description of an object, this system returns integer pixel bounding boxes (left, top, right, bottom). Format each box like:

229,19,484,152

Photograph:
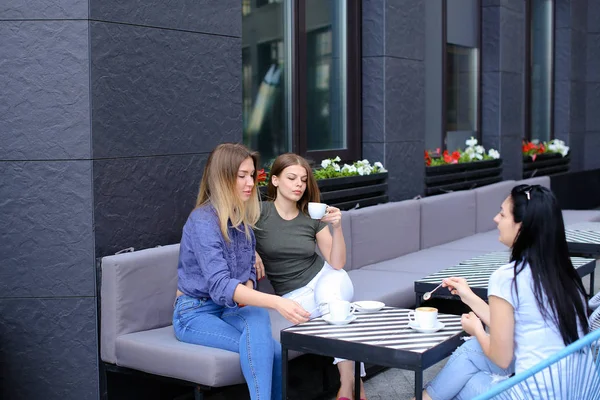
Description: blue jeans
173,295,281,400
425,338,514,400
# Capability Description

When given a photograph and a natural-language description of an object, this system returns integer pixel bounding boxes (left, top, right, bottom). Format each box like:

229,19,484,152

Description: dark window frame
441,0,482,151
524,0,555,142
293,0,362,164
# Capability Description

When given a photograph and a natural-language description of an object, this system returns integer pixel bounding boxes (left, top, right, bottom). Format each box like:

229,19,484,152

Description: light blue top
177,205,256,307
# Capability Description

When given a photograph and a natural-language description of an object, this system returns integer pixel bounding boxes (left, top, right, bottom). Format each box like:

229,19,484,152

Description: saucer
322,314,358,326
353,301,385,313
408,320,445,333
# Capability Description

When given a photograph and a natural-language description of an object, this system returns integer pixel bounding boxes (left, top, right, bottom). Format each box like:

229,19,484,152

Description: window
526,0,554,142
242,0,361,165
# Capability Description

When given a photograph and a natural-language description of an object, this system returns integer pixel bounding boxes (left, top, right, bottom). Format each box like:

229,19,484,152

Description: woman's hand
254,251,265,280
321,206,342,228
442,277,475,303
274,297,310,324
461,311,484,336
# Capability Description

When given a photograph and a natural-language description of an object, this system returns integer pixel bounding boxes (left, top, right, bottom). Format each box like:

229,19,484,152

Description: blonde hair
196,143,260,242
267,153,320,214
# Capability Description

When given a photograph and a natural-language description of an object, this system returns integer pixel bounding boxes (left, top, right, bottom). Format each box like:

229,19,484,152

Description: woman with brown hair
254,153,367,400
173,143,310,400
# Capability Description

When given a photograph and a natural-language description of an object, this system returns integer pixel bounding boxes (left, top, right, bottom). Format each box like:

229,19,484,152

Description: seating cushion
101,244,179,364
116,326,245,387
348,269,426,308
435,230,507,252
362,247,488,276
562,210,600,226
350,200,420,270
517,176,551,189
475,181,516,233
420,191,477,249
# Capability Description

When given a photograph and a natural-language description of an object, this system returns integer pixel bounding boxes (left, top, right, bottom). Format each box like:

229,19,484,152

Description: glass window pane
305,0,347,151
446,44,478,150
242,2,289,166
530,0,553,142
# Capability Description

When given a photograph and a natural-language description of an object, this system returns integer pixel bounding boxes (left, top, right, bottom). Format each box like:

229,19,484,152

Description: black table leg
415,369,423,400
282,346,288,400
416,293,421,307
355,361,361,400
590,269,596,298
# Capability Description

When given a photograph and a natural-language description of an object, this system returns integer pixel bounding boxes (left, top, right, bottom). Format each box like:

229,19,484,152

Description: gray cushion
362,247,488,275
100,244,179,364
348,269,425,308
475,181,516,233
350,201,420,269
420,191,477,249
562,210,600,226
435,230,507,252
116,326,245,387
517,176,551,189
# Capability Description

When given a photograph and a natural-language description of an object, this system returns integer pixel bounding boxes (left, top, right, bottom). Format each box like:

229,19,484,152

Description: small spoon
423,282,444,301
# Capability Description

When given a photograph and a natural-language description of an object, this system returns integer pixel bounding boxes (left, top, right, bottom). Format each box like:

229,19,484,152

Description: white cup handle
408,310,416,324
349,304,357,315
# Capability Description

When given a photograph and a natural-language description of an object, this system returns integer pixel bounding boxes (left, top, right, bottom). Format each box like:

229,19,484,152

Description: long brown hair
196,143,260,242
267,153,320,214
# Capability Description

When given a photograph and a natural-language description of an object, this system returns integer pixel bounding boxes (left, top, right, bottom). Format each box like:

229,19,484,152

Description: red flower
424,150,432,166
257,169,267,182
451,151,461,161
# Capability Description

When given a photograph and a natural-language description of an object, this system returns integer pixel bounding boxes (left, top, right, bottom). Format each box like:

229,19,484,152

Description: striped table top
415,251,596,295
283,308,463,354
565,222,600,253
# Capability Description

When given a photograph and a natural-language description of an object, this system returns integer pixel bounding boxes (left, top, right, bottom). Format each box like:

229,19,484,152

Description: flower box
523,152,570,178
259,172,388,210
425,159,503,196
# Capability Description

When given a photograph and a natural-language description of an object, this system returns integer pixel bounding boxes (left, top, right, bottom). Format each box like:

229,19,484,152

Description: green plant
313,157,387,180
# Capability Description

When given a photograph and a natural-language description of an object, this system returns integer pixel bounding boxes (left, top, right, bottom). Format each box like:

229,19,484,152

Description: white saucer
353,301,385,313
322,314,358,325
408,320,445,333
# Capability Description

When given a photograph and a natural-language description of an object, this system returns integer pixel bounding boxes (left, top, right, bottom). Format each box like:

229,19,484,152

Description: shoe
336,388,351,400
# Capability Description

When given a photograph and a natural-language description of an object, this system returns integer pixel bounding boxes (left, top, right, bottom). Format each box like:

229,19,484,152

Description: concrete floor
324,262,600,400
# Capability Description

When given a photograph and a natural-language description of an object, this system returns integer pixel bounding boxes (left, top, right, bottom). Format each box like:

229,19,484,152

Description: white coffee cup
328,300,356,321
308,202,328,219
408,307,438,329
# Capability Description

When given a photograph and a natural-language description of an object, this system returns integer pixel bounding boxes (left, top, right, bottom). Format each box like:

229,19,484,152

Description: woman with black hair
418,184,590,400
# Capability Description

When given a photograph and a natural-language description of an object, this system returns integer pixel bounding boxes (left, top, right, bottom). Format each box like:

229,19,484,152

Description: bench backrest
100,244,179,364
474,180,516,233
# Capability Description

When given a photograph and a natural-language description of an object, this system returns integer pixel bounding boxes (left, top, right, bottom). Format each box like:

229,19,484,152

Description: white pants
283,263,366,377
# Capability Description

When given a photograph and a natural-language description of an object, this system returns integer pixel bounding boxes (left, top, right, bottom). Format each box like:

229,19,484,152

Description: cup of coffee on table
328,300,356,321
408,307,438,329
308,202,328,219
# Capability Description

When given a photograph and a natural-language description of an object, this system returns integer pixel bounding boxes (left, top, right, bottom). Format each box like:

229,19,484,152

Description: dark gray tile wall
1,1,241,399
90,0,241,257
481,1,525,180
0,2,98,399
554,0,588,170
586,0,600,169
362,0,425,201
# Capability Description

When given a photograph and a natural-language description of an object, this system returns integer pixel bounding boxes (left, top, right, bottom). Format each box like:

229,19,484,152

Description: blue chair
590,291,600,311
473,328,600,399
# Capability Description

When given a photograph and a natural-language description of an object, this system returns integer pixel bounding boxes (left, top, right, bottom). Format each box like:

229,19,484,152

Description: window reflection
446,44,478,150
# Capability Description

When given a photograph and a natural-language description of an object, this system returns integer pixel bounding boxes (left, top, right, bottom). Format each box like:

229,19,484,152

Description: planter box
259,173,388,210
425,159,503,196
523,153,569,178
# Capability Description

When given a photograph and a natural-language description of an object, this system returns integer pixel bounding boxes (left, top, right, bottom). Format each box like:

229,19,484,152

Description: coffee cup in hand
308,202,328,219
328,300,356,321
408,307,438,329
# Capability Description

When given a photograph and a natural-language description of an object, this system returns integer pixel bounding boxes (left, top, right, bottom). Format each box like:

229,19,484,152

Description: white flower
374,161,383,169
348,165,357,173
333,163,341,172
362,159,370,165
465,137,478,147
475,153,483,160
333,156,341,162
341,164,352,173
475,145,485,154
357,166,365,176
488,149,500,159
321,159,332,169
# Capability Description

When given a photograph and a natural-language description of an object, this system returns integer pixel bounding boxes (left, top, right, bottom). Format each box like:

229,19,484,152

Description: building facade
0,0,599,399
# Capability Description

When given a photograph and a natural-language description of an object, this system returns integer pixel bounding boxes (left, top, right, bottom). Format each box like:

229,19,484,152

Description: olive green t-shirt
255,201,328,296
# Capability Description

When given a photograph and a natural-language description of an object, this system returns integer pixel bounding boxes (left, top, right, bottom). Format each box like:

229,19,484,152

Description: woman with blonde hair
173,143,309,400
254,153,367,400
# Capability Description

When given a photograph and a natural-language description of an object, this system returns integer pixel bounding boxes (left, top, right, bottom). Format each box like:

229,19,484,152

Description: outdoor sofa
99,175,600,395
